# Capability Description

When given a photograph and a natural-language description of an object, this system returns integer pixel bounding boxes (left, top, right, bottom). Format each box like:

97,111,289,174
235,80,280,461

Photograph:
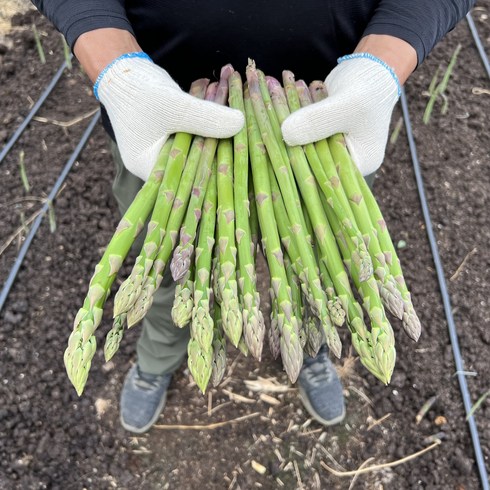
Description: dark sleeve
363,0,476,65
30,0,134,49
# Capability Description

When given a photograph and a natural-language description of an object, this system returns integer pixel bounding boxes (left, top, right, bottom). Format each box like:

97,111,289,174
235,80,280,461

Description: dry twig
154,412,260,430
321,439,441,477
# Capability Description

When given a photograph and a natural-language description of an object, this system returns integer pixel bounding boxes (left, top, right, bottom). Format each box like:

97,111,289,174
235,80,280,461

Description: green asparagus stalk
264,73,344,356
191,159,217,351
229,71,265,360
171,65,235,281
113,79,209,317
256,70,309,237
245,84,302,382
104,313,126,362
216,137,242,347
292,78,373,283
307,80,404,320
64,137,174,395
248,176,260,262
187,335,213,393
246,61,341,360
211,304,227,387
268,289,281,360
284,255,305,348
304,309,324,358
329,135,396,383
171,265,194,328
129,66,235,327
125,83,218,327
295,77,396,381
354,168,421,341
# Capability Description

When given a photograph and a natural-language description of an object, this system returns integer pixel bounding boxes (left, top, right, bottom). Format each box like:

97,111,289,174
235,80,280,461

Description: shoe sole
298,385,346,427
120,391,168,434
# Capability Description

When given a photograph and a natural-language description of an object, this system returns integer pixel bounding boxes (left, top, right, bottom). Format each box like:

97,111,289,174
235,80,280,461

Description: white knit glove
281,54,401,176
95,53,244,181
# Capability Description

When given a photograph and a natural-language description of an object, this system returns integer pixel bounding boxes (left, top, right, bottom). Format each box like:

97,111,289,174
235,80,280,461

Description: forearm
354,34,417,86
74,28,142,83
363,0,476,66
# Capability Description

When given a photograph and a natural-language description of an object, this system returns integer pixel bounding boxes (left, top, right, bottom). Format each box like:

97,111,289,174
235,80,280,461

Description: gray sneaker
298,346,346,426
120,364,172,434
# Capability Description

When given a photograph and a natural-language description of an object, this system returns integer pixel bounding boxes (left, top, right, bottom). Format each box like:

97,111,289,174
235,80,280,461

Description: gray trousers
111,142,189,375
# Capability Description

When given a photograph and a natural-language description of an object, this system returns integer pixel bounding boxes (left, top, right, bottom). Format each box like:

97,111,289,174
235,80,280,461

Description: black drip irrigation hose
0,56,73,165
0,110,100,313
400,90,489,490
466,12,490,78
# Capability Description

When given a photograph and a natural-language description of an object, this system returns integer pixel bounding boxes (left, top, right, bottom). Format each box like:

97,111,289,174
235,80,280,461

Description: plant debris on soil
0,4,489,490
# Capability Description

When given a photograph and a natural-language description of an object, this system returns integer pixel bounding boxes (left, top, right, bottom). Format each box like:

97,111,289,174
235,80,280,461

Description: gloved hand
95,53,244,181
281,54,401,176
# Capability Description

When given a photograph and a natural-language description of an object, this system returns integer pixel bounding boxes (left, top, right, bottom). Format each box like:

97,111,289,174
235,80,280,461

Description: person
32,0,475,434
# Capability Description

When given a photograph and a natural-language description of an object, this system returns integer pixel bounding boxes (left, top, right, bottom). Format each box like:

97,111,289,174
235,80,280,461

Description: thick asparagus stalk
216,137,242,347
64,137,174,395
265,74,344,356
354,168,421,341
103,313,126,362
113,79,209,317
171,265,194,328
130,66,235,327
307,78,398,382
229,71,265,360
292,78,373,283
246,60,341,359
245,85,302,382
170,65,235,281
120,84,215,327
191,159,217,351
329,134,396,383
211,304,227,387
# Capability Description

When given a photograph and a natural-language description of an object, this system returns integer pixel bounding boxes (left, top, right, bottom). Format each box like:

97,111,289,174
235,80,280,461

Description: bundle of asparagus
65,61,420,396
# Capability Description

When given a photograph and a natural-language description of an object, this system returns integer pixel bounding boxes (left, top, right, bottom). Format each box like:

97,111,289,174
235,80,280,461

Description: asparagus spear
130,66,235,326
329,134,396,383
211,304,227,387
264,74,344,356
292,78,373,283
170,65,235,281
103,313,126,362
216,137,242,347
113,79,209,317
191,159,217,351
64,137,174,395
245,84,302,382
354,168,421,341
171,263,194,328
248,176,260,262
304,309,324,358
246,60,341,360
187,336,213,393
229,71,265,360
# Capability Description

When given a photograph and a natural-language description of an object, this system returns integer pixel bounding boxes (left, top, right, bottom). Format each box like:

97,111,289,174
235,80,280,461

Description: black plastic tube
0,57,72,165
400,89,489,490
466,12,490,78
0,110,100,313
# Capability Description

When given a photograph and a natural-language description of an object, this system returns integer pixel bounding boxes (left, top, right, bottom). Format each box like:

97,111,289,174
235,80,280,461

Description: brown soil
0,5,489,490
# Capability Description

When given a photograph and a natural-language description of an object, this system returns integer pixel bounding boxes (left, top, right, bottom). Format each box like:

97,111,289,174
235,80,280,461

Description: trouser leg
110,141,189,375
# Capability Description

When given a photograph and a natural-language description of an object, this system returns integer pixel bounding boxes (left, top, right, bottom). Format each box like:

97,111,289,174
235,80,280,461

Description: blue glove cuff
337,53,401,97
93,52,153,100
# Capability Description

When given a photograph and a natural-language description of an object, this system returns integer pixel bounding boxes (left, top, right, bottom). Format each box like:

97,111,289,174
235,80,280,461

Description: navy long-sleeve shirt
32,0,474,87
31,0,474,137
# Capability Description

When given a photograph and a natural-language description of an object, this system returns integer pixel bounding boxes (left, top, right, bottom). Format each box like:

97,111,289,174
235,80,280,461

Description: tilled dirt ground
0,5,489,490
